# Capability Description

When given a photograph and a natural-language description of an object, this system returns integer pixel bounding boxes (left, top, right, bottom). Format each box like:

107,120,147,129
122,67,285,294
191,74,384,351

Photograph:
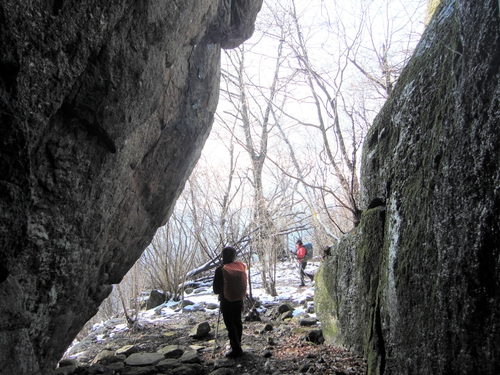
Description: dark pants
299,261,313,285
220,298,243,353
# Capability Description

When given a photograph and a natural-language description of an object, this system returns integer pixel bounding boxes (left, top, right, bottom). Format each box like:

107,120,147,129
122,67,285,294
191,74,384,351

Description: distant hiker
292,239,314,286
213,246,247,358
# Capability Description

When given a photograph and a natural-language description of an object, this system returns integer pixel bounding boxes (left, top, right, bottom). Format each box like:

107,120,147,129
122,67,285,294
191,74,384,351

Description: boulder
304,330,324,345
213,357,233,369
145,289,165,310
189,322,211,338
315,1,500,374
299,318,318,327
156,358,181,371
116,345,139,356
124,352,165,366
157,344,185,359
280,311,293,320
263,323,274,332
179,300,195,308
206,303,219,310
179,350,202,364
91,350,122,365
277,303,294,314
0,0,262,374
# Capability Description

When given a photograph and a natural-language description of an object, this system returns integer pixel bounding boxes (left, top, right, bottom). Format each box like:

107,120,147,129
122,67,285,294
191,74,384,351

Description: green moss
314,261,340,343
315,207,387,359
366,345,384,375
358,4,461,372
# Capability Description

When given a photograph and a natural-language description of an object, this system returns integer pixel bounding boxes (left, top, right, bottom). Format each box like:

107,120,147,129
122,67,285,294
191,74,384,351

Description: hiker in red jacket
293,239,314,286
213,246,247,358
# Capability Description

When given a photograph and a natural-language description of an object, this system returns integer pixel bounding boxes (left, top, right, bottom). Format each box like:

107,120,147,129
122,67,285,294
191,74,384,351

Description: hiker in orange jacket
293,239,314,286
213,246,247,358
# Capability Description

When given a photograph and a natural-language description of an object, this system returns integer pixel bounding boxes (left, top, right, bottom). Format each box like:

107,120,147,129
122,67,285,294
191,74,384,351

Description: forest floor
62,261,367,374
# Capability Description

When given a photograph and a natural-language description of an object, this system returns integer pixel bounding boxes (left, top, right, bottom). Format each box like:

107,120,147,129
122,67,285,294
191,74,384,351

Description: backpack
303,242,313,261
222,261,247,302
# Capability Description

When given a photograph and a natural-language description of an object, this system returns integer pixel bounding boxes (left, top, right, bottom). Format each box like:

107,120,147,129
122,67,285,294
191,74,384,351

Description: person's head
296,238,303,247
222,246,237,264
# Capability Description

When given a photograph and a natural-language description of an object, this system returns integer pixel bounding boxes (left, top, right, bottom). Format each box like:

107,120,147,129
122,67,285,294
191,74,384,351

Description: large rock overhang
0,0,262,373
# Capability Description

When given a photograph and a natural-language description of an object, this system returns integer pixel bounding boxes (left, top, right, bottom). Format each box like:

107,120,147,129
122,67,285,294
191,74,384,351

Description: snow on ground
86,259,321,338
66,259,321,357
145,259,320,321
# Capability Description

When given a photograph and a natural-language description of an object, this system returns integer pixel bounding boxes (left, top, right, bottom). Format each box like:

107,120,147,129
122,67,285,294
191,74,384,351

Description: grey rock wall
315,1,500,374
0,0,262,374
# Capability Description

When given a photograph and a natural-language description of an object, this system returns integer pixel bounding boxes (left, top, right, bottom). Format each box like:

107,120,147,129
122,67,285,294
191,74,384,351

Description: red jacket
296,245,307,262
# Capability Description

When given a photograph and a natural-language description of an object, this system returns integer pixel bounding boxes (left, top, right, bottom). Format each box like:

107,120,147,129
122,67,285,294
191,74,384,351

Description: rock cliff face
0,1,261,374
316,1,500,374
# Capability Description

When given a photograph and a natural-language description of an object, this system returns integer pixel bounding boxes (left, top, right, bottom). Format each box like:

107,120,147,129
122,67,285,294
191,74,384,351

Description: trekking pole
213,307,221,358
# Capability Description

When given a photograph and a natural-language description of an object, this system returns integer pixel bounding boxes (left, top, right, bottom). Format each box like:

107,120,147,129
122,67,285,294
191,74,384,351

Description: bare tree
79,1,427,330
140,196,205,301
257,0,426,237
219,29,289,295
